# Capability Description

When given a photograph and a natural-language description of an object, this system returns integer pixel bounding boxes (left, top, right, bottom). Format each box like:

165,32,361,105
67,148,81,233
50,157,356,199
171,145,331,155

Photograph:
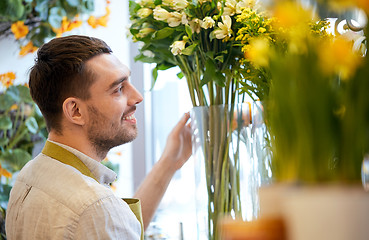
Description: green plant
0,0,110,56
0,83,47,207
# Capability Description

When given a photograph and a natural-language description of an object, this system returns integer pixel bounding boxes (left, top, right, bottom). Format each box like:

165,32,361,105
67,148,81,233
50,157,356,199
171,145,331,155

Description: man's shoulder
12,153,115,214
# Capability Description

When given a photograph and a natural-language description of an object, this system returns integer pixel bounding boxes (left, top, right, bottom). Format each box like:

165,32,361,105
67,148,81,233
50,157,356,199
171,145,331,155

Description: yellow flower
0,72,16,88
318,37,362,80
244,37,270,67
10,104,18,111
54,16,83,36
0,164,12,178
88,7,110,28
170,40,187,55
273,2,312,29
19,41,38,56
88,16,98,28
213,15,233,40
258,27,266,33
11,21,29,39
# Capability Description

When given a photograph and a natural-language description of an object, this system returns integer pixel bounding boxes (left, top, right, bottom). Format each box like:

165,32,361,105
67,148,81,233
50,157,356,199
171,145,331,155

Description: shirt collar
48,140,117,186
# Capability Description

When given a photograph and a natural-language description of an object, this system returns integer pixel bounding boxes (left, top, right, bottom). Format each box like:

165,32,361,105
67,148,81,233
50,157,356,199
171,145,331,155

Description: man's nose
127,83,143,105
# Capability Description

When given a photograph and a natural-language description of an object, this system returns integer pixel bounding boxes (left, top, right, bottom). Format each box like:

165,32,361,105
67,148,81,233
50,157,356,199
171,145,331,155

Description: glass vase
190,103,272,240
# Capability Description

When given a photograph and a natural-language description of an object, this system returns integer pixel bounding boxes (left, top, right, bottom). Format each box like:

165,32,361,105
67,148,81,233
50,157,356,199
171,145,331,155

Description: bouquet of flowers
129,1,277,239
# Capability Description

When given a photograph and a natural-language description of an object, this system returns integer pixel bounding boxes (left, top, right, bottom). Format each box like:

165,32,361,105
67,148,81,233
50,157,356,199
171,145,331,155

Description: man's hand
161,112,192,171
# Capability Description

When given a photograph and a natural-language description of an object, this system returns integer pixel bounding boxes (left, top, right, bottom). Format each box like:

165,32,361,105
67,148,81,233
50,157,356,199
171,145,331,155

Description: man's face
83,54,143,158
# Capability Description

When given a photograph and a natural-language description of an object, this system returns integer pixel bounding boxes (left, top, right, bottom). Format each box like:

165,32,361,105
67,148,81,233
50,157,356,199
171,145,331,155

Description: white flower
213,15,233,39
236,0,257,13
167,12,183,27
139,0,155,8
142,50,155,58
170,40,186,55
190,18,202,33
224,0,237,16
153,6,171,21
137,28,155,38
137,8,153,18
163,0,188,11
201,16,215,29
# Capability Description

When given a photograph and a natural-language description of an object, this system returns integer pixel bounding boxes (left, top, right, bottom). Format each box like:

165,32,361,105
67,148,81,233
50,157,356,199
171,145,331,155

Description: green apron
42,141,144,240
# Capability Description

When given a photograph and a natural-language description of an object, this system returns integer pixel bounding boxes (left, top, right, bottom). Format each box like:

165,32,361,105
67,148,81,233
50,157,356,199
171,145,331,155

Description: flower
213,15,233,40
53,16,83,37
137,27,155,38
0,72,16,88
0,164,12,178
318,37,362,80
170,40,187,55
163,0,188,11
244,37,270,67
201,17,215,29
19,42,38,56
88,6,111,28
153,6,171,21
139,0,155,8
167,12,184,27
10,21,29,39
137,8,153,18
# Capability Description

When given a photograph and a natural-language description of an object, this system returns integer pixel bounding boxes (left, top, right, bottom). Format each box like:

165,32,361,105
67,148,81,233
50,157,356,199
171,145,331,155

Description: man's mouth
123,113,135,120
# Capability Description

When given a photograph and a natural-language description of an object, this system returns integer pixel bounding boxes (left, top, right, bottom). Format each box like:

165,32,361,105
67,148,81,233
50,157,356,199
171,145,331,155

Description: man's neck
48,131,105,162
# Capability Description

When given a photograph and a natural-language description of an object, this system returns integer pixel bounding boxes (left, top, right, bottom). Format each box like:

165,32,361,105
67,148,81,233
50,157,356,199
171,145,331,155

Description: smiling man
5,35,192,240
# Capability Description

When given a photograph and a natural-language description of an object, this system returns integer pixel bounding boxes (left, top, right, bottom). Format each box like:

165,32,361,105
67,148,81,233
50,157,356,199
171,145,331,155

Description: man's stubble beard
86,106,137,159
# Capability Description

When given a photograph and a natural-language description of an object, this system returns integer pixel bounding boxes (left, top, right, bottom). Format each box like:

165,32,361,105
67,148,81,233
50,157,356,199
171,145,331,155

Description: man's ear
62,97,86,126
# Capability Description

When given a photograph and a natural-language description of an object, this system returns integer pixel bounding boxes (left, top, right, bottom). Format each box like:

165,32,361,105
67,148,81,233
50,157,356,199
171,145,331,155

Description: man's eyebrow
107,76,129,90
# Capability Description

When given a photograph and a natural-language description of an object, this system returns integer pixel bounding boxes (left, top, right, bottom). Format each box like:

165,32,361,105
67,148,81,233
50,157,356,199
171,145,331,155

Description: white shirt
5,141,141,239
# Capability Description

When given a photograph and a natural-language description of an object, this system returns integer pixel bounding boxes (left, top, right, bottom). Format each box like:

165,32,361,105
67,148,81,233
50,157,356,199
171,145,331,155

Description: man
5,35,192,239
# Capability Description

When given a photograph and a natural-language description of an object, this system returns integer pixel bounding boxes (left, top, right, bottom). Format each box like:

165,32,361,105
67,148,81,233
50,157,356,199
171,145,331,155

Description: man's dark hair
29,35,112,133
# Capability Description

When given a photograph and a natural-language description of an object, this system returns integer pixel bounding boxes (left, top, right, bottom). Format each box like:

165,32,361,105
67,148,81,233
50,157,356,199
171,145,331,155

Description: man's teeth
123,114,135,120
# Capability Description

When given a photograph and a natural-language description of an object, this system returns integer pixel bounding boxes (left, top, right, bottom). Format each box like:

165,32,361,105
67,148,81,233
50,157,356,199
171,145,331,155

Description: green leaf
17,85,33,103
134,54,158,64
177,71,184,79
151,65,163,90
4,0,25,21
82,0,95,12
6,86,20,102
152,27,175,40
48,7,67,29
0,116,12,130
204,59,225,87
35,0,49,20
215,55,224,63
1,149,32,172
0,94,15,111
25,117,38,134
185,24,193,39
0,138,9,147
129,0,140,16
181,43,198,56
